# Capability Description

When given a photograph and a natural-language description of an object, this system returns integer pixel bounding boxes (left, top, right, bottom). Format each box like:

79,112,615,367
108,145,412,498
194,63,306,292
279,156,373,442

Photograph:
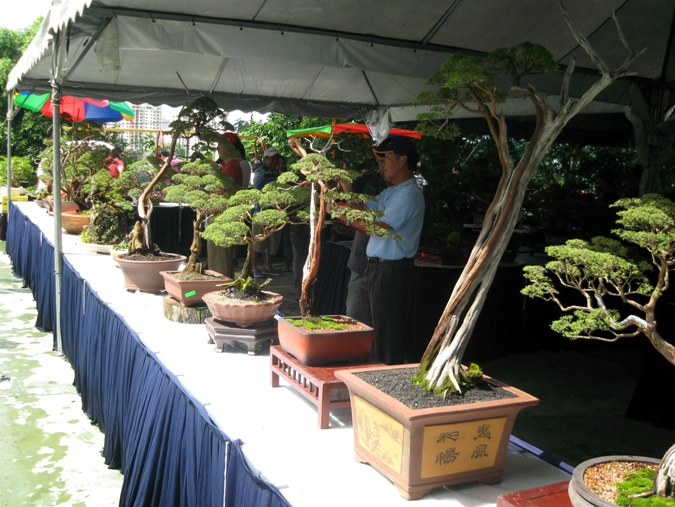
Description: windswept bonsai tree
163,159,239,274
128,96,232,255
412,3,643,394
521,193,675,499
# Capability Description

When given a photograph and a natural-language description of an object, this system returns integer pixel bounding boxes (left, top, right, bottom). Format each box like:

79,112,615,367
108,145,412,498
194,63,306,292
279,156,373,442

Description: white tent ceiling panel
8,0,675,132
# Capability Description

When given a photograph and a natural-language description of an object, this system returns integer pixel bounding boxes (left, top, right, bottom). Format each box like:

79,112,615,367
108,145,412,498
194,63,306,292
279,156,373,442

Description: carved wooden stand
205,316,278,355
270,345,381,429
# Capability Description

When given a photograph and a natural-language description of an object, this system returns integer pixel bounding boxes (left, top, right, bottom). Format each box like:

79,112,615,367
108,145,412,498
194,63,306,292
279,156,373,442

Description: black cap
373,137,419,168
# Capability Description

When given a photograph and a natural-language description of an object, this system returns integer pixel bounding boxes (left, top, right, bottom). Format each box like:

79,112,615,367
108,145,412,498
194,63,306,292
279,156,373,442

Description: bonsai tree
287,152,391,318
38,136,111,210
127,96,232,256
521,193,675,499
412,4,643,394
201,183,310,298
163,158,239,274
80,169,136,246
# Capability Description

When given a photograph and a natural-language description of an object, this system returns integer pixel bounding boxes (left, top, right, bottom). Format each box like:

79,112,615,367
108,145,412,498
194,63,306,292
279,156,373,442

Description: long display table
5,201,571,507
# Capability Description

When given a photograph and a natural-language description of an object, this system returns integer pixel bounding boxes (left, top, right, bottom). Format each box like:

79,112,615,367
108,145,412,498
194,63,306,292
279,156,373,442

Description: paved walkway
0,243,123,507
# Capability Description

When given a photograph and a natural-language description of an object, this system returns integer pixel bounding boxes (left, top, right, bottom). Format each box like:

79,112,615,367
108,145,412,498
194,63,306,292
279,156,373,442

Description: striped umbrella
14,91,135,123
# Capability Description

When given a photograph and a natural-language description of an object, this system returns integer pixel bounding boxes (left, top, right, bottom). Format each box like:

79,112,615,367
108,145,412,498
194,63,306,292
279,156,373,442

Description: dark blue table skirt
6,203,290,507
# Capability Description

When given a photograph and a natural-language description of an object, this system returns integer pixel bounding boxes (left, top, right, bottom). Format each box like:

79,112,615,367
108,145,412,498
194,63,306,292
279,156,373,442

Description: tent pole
5,92,13,238
51,31,64,354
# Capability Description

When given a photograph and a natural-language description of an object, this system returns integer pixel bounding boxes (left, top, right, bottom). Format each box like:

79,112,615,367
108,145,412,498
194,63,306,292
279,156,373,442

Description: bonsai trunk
134,135,178,253
183,209,205,274
299,181,326,318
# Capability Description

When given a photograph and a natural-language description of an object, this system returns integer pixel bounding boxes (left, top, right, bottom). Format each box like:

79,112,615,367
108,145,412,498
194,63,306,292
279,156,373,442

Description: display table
270,345,381,429
5,201,573,507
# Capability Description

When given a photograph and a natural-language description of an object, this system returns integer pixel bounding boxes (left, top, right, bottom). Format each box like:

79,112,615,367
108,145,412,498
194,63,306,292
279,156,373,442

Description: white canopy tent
6,0,675,351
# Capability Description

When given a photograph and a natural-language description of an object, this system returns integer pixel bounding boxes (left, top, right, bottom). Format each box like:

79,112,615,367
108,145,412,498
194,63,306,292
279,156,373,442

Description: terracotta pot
116,253,186,293
568,455,661,507
60,211,90,234
335,364,539,500
202,290,283,327
277,315,373,366
46,198,78,213
160,270,233,307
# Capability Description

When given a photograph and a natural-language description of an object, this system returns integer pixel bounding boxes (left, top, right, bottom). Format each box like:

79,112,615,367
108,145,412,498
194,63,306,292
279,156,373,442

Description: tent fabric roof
7,0,675,125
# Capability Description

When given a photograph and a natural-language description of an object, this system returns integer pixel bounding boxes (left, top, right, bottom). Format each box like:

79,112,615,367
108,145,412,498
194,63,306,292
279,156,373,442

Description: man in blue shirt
365,138,425,364
341,137,425,364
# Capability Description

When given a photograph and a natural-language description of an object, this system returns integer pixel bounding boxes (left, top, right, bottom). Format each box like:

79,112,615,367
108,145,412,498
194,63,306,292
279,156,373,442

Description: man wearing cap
251,147,283,277
344,137,425,364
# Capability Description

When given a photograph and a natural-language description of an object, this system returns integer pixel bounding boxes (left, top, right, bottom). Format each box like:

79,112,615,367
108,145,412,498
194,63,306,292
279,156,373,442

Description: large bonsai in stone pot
335,4,646,500
412,4,643,396
522,193,675,502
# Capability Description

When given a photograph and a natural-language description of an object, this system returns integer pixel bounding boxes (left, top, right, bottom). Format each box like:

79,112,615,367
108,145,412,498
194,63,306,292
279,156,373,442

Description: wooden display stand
270,345,382,429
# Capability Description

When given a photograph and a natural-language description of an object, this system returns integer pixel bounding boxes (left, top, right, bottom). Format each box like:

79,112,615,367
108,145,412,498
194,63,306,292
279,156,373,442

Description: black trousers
364,257,415,365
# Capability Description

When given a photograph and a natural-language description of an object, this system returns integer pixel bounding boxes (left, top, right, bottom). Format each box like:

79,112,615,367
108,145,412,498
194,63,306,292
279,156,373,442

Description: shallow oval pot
277,315,373,366
202,290,283,327
116,253,186,293
568,455,661,507
161,270,233,307
335,364,539,501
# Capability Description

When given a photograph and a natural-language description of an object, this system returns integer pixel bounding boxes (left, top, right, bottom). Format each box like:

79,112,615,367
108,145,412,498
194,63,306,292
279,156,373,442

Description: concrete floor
0,244,124,507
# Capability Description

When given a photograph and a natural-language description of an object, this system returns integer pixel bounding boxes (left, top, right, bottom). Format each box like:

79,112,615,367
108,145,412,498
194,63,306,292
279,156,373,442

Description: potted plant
160,157,240,307
79,169,137,252
335,6,645,500
521,193,675,506
200,169,311,327
116,96,231,293
274,150,391,366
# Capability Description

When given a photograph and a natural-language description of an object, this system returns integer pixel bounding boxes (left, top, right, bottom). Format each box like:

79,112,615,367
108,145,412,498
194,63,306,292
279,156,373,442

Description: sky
0,0,52,30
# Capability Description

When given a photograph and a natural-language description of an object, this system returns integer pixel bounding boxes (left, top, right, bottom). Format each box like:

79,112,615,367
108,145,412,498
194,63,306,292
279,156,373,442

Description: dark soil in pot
356,367,517,410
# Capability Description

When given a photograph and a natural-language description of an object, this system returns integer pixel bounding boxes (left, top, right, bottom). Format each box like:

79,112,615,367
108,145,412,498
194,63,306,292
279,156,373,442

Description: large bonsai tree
38,136,111,210
413,3,643,394
521,194,675,499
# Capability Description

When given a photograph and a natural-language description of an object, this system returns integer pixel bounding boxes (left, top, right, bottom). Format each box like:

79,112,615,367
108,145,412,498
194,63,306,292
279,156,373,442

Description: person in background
159,148,182,168
343,168,387,326
104,147,125,178
276,155,294,272
223,132,252,188
251,147,283,277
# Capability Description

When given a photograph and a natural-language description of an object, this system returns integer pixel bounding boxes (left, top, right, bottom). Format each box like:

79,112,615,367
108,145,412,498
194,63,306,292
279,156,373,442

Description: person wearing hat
341,137,425,364
251,146,283,277
104,147,125,178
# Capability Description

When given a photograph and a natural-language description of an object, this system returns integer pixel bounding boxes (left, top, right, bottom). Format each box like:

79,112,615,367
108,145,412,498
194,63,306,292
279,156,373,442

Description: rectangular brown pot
335,364,539,501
